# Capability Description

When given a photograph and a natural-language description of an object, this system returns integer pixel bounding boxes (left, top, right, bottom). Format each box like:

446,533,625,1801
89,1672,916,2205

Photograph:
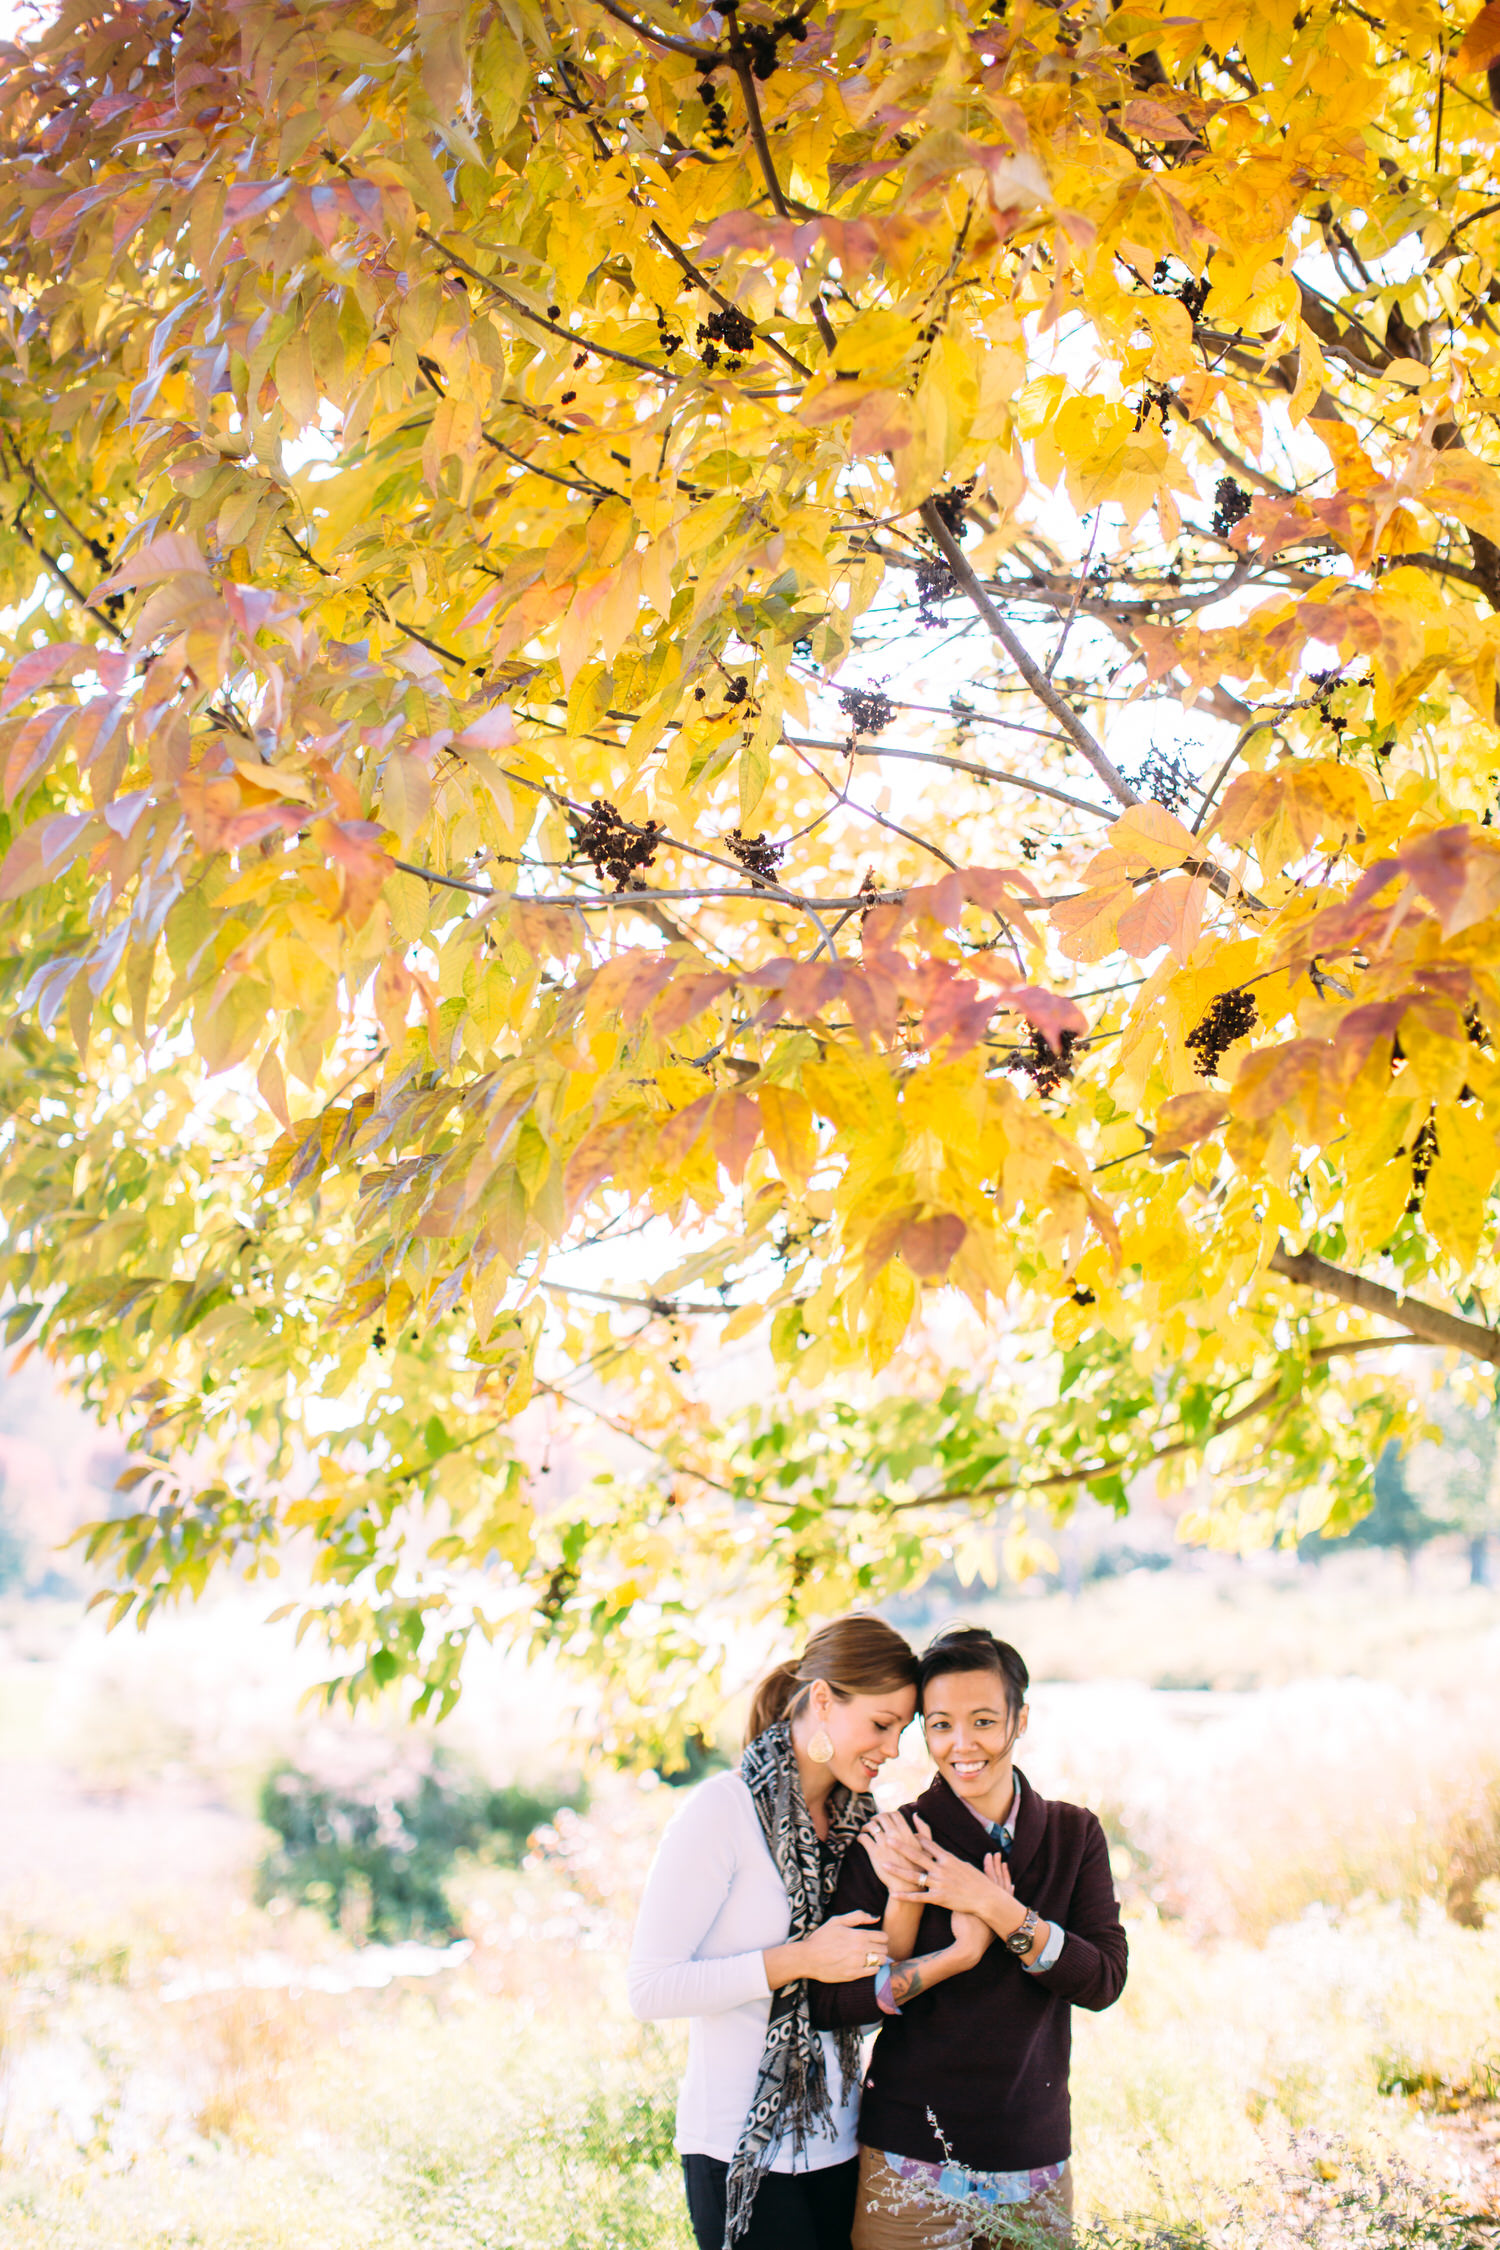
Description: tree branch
897,1334,1437,1512
589,0,722,63
1270,1241,1500,1365
725,27,838,355
418,230,688,382
647,219,812,379
9,516,127,642
918,501,1140,808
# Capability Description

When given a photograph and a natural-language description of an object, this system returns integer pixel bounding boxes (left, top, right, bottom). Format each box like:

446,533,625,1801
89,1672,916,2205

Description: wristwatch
1005,1908,1039,1957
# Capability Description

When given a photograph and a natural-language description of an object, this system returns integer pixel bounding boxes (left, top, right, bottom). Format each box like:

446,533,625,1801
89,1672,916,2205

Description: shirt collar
985,1777,1021,1847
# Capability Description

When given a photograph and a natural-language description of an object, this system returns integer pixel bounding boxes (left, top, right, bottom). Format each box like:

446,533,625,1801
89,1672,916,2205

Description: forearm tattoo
886,1949,946,2005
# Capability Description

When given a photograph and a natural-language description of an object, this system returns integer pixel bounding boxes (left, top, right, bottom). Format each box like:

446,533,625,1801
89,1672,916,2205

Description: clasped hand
862,1811,1017,1929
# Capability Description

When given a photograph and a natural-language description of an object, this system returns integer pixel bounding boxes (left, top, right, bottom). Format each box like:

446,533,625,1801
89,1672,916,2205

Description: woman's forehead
922,1667,1008,1710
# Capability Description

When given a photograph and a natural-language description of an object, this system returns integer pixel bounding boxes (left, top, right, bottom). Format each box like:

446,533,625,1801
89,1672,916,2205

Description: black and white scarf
724,1719,873,2246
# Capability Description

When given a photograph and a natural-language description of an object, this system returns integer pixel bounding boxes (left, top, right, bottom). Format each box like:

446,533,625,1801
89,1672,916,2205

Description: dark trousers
682,2152,859,2250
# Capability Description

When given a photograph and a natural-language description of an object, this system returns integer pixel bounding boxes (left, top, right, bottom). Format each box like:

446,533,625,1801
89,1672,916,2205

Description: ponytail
745,1614,917,1748
746,1660,803,1743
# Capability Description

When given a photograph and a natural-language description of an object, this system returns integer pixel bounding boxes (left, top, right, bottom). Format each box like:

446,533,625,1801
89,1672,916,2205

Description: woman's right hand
859,1811,929,1894
776,1910,889,1987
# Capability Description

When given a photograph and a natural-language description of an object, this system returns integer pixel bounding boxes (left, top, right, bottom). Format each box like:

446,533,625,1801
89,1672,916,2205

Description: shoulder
1019,1773,1106,1845
661,1767,756,1842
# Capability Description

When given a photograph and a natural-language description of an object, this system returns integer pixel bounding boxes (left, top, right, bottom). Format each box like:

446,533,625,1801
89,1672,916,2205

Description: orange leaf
1153,1090,1228,1154
1116,873,1207,963
316,818,393,927
863,1205,968,1280
1455,0,1500,74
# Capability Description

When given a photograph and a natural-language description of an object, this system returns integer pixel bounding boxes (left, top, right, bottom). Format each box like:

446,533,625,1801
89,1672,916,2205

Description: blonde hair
745,1614,917,1746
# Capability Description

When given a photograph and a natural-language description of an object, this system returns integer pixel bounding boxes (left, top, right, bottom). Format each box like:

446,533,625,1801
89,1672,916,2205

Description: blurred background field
2,1530,1499,2249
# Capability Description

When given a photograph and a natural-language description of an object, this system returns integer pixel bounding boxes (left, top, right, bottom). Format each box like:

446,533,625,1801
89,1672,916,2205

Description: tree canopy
5,0,1500,1736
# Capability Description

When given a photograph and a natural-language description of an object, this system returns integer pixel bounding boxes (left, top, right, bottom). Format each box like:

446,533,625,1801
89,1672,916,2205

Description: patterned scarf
724,1719,874,2247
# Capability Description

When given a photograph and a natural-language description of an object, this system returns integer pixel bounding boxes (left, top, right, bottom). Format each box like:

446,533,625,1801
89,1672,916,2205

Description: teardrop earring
807,1726,835,1764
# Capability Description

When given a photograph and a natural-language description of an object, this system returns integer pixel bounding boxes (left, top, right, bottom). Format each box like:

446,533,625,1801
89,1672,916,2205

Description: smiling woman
810,1626,1128,2250
627,1615,918,2250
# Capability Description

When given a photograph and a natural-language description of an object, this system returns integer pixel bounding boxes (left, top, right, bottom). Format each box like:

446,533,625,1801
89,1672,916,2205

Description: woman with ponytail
631,1617,967,2250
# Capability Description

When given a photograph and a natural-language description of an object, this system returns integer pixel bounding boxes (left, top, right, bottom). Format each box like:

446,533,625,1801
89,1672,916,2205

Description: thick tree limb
1270,1241,1500,1365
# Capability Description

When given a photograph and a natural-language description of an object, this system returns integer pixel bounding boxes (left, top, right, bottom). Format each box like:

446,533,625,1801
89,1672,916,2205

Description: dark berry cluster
655,308,683,357
573,799,663,891
726,829,785,885
1406,1111,1439,1211
838,684,895,735
931,477,976,540
1010,1025,1078,1099
695,69,733,147
1185,987,1258,1076
1308,666,1349,740
722,672,750,707
1211,477,1252,539
915,558,956,626
1133,383,1175,431
1128,744,1196,816
739,8,811,79
1153,258,1210,321
698,304,754,373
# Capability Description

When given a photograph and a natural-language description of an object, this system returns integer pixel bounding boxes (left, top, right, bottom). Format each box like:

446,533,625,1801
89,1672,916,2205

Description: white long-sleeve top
627,1769,861,2169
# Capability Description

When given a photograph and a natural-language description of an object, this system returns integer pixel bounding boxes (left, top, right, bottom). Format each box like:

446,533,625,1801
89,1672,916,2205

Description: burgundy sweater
807,1770,1127,2172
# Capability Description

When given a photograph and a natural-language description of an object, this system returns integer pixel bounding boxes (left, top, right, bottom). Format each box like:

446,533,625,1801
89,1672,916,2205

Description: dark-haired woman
630,1617,964,2250
809,1626,1127,2249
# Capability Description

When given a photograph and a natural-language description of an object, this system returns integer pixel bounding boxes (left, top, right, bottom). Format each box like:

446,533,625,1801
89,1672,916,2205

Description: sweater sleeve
806,1825,888,2032
627,1783,774,2022
1027,1811,1127,2012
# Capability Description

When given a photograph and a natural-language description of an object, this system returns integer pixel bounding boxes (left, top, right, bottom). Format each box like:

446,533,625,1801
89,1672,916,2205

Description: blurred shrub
256,1747,584,1941
1443,1765,1500,1928
656,1730,729,1788
189,1988,310,2143
1375,2051,1500,2112
0,1495,27,1592
1082,1547,1173,1585
576,2083,678,2169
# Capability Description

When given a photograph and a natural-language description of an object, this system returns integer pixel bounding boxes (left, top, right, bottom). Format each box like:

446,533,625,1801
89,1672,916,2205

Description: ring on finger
864,1949,882,1967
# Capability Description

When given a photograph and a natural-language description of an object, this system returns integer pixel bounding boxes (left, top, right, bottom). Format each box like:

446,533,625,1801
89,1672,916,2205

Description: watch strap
1005,1907,1039,1957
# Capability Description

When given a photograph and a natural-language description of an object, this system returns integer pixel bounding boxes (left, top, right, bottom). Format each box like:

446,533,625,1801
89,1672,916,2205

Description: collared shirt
873,1780,1066,2018
988,1780,1067,1976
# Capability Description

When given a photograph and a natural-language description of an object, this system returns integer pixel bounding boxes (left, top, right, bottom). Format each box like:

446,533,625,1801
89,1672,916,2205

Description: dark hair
746,1614,918,1747
918,1625,1028,1718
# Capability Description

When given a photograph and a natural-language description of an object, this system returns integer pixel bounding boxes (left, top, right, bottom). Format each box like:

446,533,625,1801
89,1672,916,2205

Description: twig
725,26,837,355
589,0,721,64
418,230,687,382
787,733,1112,819
919,500,1140,808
